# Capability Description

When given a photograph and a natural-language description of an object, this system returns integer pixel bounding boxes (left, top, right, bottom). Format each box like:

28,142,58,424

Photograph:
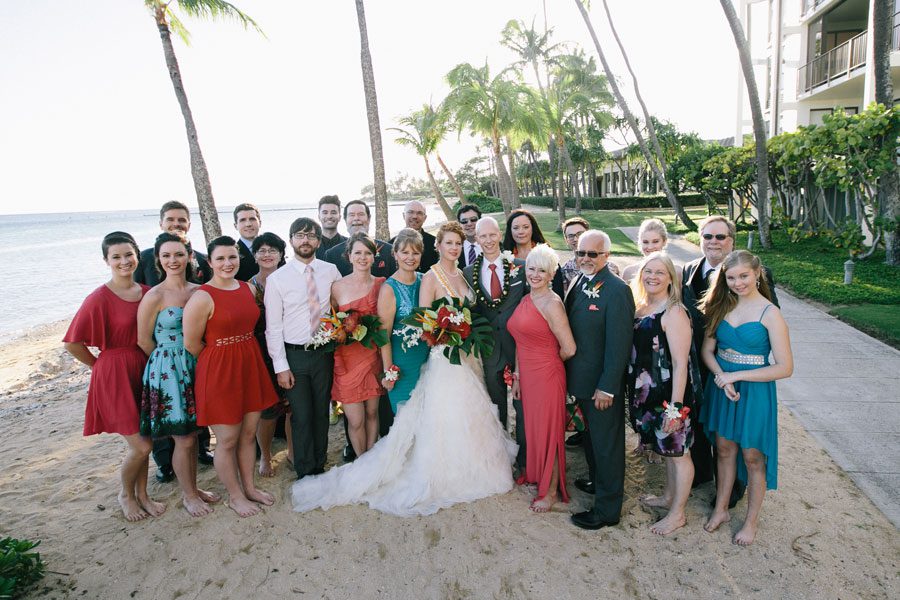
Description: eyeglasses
702,233,729,241
459,217,478,225
255,248,281,256
292,232,319,241
565,231,585,241
575,250,608,258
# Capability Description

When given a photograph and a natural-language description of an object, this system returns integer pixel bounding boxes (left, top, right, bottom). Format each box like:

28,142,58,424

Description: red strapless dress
332,278,386,404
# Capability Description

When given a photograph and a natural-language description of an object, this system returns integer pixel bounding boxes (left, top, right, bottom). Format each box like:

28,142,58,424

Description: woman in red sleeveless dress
331,233,385,456
184,237,279,518
507,244,576,513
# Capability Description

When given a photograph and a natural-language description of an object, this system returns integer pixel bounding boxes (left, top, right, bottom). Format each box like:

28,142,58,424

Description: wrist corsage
662,400,690,423
502,364,518,388
382,365,400,382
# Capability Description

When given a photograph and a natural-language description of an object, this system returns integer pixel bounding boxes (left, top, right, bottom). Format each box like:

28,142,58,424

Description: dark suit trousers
151,428,211,471
485,366,526,469
578,394,625,523
284,346,333,477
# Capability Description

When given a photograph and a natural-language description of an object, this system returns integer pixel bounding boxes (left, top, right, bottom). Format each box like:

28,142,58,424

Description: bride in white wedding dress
292,223,517,517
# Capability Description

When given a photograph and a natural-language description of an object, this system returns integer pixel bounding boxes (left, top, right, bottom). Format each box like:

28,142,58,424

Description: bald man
390,200,438,272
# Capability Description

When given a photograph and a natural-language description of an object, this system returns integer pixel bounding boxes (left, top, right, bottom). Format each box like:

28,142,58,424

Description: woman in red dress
331,232,385,456
507,244,576,513
184,236,279,517
63,232,166,522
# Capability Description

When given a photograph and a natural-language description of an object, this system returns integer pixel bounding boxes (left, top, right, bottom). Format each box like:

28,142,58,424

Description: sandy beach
1,320,898,600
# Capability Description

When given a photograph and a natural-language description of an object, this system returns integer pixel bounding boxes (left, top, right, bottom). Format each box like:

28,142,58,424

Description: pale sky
0,1,741,215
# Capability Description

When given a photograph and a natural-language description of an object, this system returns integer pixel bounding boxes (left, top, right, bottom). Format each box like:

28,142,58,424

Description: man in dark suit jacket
463,216,528,470
315,195,347,259
681,215,779,506
233,202,261,281
323,199,396,278
456,203,483,269
390,200,438,272
565,230,635,530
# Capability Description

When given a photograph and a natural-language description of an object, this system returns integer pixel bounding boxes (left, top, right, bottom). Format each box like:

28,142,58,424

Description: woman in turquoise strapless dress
377,229,430,413
698,250,793,546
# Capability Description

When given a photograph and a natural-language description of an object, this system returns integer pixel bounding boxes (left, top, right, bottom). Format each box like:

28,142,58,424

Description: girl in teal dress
137,232,219,518
378,228,430,413
698,250,793,546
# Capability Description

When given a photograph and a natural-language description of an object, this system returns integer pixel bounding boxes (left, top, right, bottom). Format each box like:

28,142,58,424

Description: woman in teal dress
698,250,793,546
377,228,430,413
138,232,219,518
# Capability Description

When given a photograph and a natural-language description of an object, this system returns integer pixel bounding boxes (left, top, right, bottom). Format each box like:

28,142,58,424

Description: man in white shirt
265,217,341,480
456,203,483,268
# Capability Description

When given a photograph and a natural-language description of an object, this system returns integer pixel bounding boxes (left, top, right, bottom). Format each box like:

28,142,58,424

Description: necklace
431,264,461,298
471,254,513,308
436,262,461,278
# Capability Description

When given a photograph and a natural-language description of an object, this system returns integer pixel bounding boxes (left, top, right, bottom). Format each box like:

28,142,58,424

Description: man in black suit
133,200,213,481
390,200,438,272
315,195,347,259
324,200,396,277
682,215,779,506
456,203,482,269
463,216,527,470
233,202,261,281
565,230,635,530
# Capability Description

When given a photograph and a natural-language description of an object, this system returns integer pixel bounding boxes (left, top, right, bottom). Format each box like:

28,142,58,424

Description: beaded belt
214,332,254,347
717,347,766,366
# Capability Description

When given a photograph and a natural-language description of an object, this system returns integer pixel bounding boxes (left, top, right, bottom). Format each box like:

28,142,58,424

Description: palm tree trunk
555,136,568,229
492,136,513,215
435,150,467,209
874,0,900,264
423,155,454,220
720,0,771,249
506,137,521,209
574,0,695,230
154,14,221,244
354,0,389,240
561,143,583,214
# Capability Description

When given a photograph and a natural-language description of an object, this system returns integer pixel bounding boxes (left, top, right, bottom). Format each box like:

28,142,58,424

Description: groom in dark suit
464,216,528,471
565,230,635,529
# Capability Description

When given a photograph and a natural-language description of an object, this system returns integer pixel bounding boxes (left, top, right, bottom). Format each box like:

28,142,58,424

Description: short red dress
63,284,149,437
332,278,386,404
194,282,279,426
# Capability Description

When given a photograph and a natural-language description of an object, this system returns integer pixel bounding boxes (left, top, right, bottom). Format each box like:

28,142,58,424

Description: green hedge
521,193,706,210
451,193,504,215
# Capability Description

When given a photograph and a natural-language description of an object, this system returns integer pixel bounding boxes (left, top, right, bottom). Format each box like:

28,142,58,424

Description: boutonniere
582,279,603,299
499,250,520,279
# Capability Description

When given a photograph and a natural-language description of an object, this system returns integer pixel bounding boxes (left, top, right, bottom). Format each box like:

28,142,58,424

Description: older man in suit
565,230,635,530
324,199,396,277
390,200,438,272
682,215,779,506
464,216,528,471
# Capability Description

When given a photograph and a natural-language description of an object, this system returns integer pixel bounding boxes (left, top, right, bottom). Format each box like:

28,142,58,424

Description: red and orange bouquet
398,297,493,365
308,308,388,350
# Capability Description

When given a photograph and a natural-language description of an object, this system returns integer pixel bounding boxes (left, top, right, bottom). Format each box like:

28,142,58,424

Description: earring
756,279,760,289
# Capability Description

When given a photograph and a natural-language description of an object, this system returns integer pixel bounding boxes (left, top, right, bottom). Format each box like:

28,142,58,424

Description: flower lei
472,253,517,309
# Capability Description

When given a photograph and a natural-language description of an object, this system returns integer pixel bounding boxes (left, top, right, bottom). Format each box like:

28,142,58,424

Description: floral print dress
626,308,701,457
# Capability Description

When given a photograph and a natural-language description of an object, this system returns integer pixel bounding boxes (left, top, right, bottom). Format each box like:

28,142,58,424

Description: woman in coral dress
184,236,279,518
63,231,166,522
507,244,576,513
331,232,386,456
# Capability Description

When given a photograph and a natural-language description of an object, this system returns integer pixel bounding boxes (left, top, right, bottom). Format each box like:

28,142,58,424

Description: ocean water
0,202,448,342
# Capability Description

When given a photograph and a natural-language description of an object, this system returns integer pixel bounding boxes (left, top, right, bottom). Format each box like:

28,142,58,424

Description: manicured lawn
830,304,900,347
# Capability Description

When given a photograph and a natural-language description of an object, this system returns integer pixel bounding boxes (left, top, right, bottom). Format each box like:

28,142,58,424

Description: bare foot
118,492,149,522
733,522,758,546
258,458,274,477
198,489,222,504
704,509,731,533
529,495,557,514
647,452,663,465
226,496,261,518
650,513,686,536
631,443,645,456
246,488,275,506
138,495,167,517
183,495,213,517
639,494,671,509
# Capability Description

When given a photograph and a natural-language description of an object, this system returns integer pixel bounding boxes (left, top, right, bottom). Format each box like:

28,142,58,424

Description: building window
809,106,859,126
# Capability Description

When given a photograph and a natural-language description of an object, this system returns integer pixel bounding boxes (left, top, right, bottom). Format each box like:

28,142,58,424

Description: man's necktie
488,264,501,300
467,244,476,266
306,264,320,333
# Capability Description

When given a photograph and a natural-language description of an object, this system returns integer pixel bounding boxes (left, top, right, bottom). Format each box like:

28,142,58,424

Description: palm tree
389,106,456,221
573,0,696,229
145,0,260,243
429,101,468,208
354,0,389,240
873,0,899,264
719,0,771,248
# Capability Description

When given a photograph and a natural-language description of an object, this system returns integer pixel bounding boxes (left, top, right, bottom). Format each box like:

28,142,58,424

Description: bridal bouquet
398,297,493,365
308,308,388,350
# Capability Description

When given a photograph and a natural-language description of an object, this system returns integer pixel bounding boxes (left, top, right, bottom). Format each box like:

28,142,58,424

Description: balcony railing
797,30,867,95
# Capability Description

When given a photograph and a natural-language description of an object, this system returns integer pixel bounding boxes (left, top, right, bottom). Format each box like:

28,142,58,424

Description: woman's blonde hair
392,227,424,255
435,221,465,245
629,251,681,310
699,250,772,337
525,243,559,275
638,218,668,246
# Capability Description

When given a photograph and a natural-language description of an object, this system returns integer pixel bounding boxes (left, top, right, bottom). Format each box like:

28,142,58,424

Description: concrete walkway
615,226,900,528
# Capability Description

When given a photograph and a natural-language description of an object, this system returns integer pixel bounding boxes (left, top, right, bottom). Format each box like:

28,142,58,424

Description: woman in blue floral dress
627,252,702,536
138,232,220,517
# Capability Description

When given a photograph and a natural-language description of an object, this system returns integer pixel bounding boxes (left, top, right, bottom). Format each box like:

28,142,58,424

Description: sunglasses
458,217,478,225
702,233,729,241
575,250,608,258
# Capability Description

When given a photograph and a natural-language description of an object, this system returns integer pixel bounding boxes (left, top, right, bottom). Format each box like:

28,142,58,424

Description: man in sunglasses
565,230,635,530
456,203,482,268
682,215,778,506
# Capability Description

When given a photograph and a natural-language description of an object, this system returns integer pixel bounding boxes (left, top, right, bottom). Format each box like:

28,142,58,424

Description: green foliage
0,538,45,599
822,219,867,257
452,193,505,215
829,304,900,348
521,193,707,211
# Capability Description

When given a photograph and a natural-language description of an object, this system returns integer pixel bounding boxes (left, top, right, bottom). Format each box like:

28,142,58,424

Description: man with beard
456,203,482,269
315,195,346,259
264,218,341,480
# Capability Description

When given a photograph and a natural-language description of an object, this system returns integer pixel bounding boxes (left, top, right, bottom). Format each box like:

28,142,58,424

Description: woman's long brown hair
698,250,772,337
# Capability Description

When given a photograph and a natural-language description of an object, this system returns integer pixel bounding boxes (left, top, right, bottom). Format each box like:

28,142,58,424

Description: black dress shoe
574,478,595,494
571,511,619,530
565,432,583,448
342,444,356,463
155,468,175,483
198,450,215,465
